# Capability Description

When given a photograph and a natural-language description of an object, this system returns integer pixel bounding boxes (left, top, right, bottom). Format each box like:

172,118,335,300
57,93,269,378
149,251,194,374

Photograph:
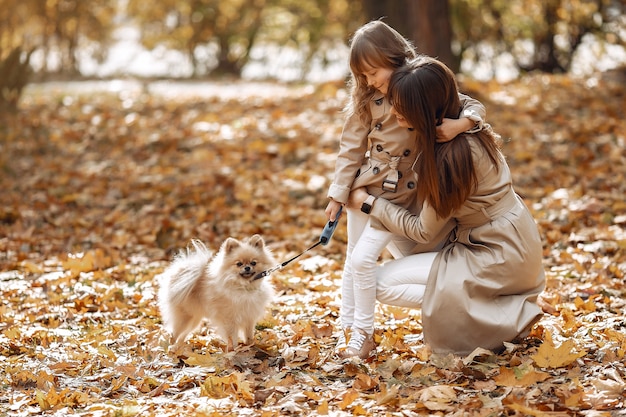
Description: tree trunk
362,0,457,72
0,47,33,113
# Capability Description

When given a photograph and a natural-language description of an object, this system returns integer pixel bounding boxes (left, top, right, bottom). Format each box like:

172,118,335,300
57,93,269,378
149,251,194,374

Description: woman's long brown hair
388,56,502,218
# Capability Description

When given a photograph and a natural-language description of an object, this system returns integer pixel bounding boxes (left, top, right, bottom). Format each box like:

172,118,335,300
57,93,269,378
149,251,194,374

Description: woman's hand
325,199,343,222
436,117,475,142
347,188,370,210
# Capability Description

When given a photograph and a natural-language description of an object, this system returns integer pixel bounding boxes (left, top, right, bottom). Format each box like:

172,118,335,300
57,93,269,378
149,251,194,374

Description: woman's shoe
338,328,375,359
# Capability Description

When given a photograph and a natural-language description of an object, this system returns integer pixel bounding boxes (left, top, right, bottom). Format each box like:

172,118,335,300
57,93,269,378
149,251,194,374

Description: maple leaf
417,385,457,411
352,372,378,391
531,331,587,368
339,388,359,410
493,364,550,386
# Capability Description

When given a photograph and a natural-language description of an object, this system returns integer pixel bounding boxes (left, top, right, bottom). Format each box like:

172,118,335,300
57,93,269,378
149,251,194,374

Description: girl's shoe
338,328,375,359
335,327,350,352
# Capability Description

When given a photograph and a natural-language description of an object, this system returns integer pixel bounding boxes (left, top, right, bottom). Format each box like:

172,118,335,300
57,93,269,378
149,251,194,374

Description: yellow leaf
97,345,117,360
532,332,587,368
201,375,230,398
353,373,378,391
376,384,400,406
303,390,321,400
339,388,359,410
574,296,597,312
316,399,329,415
418,385,457,411
35,390,50,410
21,261,43,273
3,326,21,340
494,366,550,386
352,404,368,415
183,352,220,368
507,403,547,416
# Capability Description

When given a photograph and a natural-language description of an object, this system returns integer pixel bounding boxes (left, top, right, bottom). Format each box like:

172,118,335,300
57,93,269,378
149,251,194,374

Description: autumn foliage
1,73,625,415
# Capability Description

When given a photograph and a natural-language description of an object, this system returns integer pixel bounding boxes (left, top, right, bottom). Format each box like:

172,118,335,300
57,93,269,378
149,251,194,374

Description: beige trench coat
370,137,545,355
327,92,485,209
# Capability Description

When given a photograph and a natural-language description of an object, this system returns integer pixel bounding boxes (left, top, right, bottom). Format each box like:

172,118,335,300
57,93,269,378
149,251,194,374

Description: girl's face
390,105,411,128
362,64,393,94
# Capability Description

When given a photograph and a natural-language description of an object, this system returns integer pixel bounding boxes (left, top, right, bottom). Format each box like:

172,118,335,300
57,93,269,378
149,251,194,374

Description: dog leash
253,206,343,280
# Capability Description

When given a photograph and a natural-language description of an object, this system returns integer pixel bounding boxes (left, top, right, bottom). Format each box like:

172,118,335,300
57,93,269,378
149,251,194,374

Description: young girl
325,20,487,359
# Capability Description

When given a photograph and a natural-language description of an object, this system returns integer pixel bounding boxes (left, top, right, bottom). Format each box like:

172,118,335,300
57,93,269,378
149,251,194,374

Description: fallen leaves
532,331,587,368
1,75,625,415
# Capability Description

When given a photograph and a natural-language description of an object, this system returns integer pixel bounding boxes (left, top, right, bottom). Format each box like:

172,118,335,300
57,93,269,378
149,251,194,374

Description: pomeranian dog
157,234,276,351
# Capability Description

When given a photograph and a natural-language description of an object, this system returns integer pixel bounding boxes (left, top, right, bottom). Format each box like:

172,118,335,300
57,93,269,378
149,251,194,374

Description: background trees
362,0,456,71
1,0,624,110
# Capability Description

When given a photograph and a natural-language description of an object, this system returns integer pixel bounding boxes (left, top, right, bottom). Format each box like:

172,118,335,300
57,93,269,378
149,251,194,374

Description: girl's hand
325,199,343,221
436,117,475,142
347,188,370,210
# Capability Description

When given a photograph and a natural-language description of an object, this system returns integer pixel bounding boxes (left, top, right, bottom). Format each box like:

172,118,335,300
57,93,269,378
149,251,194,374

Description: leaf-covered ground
1,72,625,416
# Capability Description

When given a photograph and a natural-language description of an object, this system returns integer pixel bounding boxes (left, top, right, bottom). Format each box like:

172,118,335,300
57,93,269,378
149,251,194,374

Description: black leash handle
254,206,343,280
320,206,343,245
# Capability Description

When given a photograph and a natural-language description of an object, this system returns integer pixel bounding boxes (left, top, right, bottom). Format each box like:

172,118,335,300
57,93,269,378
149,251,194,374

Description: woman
324,20,486,359
349,56,545,355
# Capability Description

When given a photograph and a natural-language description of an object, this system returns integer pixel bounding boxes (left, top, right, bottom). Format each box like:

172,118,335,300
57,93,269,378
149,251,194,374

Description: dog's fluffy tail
161,239,212,306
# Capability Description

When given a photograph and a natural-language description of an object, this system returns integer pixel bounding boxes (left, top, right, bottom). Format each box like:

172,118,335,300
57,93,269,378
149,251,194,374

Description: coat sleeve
458,93,485,133
370,198,452,244
327,112,369,204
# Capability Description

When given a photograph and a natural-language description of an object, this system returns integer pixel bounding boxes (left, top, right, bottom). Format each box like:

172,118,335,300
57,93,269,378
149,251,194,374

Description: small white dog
157,235,276,351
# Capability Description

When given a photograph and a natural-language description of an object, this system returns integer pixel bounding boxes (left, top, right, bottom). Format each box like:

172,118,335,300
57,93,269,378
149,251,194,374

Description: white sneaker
335,327,350,352
338,328,375,359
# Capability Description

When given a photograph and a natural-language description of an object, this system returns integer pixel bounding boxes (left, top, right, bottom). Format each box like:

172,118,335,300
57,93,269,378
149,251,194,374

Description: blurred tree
452,0,625,75
0,0,115,111
0,0,624,104
1,0,36,112
363,0,625,76
126,0,361,78
32,0,117,76
362,0,457,71
262,0,362,79
0,47,33,113
126,0,269,77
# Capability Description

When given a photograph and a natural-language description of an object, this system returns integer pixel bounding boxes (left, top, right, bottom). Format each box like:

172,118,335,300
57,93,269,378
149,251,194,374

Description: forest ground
0,71,625,416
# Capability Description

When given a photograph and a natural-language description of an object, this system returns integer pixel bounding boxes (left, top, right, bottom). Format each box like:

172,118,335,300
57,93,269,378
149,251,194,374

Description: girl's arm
437,93,486,142
327,112,369,205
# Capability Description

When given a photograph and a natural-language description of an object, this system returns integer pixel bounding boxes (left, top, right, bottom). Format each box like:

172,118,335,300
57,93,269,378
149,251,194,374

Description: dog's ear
221,237,242,254
247,234,265,249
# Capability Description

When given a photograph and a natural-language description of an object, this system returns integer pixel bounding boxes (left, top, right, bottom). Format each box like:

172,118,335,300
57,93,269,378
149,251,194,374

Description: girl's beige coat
327,92,485,209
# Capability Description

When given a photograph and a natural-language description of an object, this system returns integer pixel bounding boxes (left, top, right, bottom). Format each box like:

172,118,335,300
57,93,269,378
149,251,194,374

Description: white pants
376,251,438,308
340,208,393,335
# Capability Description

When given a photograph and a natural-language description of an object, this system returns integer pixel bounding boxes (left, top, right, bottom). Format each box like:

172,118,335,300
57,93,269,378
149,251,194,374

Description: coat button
403,149,411,156
373,167,380,174
376,144,383,152
375,123,382,130
407,181,415,189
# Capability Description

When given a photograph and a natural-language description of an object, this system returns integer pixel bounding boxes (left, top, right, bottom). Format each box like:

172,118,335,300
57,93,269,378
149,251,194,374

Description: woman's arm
349,188,452,244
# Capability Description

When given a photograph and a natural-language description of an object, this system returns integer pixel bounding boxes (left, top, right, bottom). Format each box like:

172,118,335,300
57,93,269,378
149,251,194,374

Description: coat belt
456,187,518,228
369,146,415,192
